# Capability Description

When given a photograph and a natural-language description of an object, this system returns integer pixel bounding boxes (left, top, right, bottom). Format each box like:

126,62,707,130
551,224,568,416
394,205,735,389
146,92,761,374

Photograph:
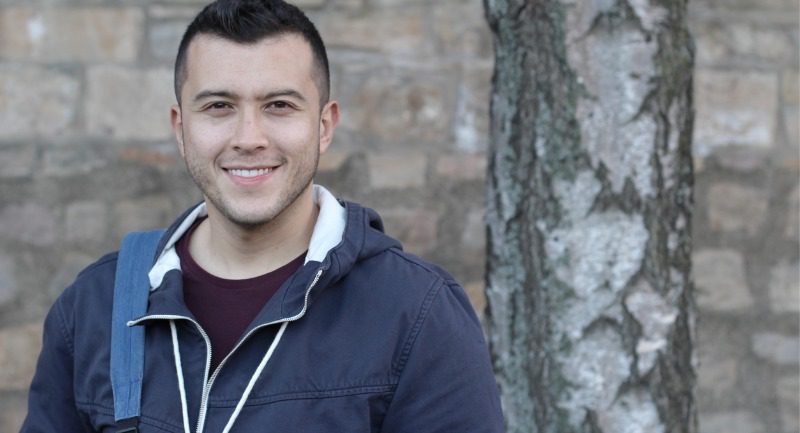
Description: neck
189,188,317,280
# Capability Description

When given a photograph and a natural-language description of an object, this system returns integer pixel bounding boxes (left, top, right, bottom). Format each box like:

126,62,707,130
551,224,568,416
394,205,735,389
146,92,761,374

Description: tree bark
483,1,695,432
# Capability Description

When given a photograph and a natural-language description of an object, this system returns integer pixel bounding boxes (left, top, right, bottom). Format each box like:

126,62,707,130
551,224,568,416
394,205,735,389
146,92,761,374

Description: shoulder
50,251,119,335
346,246,478,327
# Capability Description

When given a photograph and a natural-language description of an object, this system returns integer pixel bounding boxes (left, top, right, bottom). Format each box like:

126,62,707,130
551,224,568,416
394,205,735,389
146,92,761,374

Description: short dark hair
174,0,330,105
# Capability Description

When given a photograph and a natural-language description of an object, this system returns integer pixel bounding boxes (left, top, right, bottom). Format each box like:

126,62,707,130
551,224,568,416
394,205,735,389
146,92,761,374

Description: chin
225,209,280,229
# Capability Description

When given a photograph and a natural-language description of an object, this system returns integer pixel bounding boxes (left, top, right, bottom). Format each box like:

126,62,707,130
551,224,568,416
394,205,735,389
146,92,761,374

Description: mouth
227,167,274,178
224,165,279,185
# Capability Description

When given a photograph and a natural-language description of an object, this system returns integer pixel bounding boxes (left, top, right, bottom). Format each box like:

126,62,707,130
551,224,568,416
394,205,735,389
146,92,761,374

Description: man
22,0,504,431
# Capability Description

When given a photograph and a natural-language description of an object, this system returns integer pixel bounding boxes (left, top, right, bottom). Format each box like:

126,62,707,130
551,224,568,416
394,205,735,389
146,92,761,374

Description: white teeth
229,168,272,178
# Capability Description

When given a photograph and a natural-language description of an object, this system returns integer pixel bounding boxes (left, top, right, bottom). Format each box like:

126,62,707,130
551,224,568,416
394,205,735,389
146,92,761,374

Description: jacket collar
147,185,346,291
138,185,347,323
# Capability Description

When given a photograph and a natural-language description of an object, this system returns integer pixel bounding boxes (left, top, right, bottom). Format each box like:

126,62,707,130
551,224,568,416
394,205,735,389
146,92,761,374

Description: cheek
184,118,234,155
268,117,318,149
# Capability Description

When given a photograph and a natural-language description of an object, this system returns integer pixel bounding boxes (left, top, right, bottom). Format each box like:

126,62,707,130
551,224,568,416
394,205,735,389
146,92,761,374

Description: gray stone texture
707,183,769,235
691,1,799,429
0,65,80,139
0,394,27,433
0,145,36,178
0,322,42,391
367,153,428,190
701,411,765,433
0,253,17,307
693,249,753,311
693,71,778,156
0,8,143,63
752,333,800,365
86,66,175,140
0,203,57,247
776,375,800,432
0,0,796,431
769,260,800,313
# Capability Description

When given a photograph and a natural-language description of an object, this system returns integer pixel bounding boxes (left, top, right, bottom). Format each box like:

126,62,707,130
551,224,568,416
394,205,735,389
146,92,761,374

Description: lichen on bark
484,1,695,432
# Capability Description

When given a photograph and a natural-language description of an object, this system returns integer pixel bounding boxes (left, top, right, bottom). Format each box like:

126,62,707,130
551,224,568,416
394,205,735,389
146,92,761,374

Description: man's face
171,33,338,229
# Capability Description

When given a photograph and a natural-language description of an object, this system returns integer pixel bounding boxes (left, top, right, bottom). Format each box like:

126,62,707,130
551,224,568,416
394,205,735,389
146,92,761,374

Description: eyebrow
192,88,307,104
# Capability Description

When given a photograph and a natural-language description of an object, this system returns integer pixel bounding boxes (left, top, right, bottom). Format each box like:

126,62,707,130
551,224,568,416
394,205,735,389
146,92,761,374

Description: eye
208,102,231,110
266,100,295,113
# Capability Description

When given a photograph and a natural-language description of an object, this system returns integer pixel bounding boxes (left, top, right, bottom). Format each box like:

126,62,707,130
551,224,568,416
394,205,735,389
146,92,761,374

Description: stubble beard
182,139,321,231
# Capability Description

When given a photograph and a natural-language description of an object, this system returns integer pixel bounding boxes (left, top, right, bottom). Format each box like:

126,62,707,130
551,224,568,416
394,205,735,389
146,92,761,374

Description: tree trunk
483,1,696,432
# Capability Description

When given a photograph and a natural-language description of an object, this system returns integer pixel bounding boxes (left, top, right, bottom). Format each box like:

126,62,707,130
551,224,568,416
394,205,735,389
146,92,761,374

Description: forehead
183,33,317,98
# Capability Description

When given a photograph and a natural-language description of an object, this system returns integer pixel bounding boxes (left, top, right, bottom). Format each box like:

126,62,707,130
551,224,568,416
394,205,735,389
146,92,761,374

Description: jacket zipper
128,267,325,433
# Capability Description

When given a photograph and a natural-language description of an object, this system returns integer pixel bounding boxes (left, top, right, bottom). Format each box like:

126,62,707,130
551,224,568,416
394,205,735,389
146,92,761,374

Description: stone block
714,147,769,172
293,0,327,8
752,333,799,365
777,375,800,433
318,148,351,173
148,5,202,20
329,0,365,10
707,182,768,235
0,322,43,391
463,280,487,319
113,195,175,238
432,0,493,60
148,20,191,63
65,201,108,243
435,155,487,182
118,144,180,167
692,0,799,11
0,8,143,63
786,183,799,240
784,106,799,149
769,260,800,313
697,347,738,401
380,208,438,255
694,70,778,157
337,67,455,146
695,317,745,408
0,65,79,139
701,411,764,433
312,9,430,57
367,153,427,190
695,21,796,66
693,249,753,311
0,394,26,433
42,143,109,177
368,0,427,5
0,203,57,247
86,66,175,140
0,253,16,307
454,66,493,153
783,70,799,106
461,208,486,253
0,145,36,178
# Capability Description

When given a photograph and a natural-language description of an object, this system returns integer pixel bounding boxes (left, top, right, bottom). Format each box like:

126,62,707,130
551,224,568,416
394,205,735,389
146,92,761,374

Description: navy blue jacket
22,192,504,432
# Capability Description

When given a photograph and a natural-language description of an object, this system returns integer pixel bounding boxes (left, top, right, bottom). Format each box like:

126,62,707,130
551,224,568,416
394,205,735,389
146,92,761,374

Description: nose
231,108,268,153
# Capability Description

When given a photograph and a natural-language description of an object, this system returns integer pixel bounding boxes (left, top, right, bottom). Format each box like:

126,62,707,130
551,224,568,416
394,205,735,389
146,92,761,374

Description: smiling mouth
227,168,274,178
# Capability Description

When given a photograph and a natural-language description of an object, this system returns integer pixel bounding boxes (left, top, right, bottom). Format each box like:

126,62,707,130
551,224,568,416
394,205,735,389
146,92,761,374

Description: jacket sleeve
20,296,93,432
381,279,505,433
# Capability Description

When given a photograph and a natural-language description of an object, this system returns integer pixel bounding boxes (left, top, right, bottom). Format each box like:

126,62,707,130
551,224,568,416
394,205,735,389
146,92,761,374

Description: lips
223,164,279,185
228,168,273,178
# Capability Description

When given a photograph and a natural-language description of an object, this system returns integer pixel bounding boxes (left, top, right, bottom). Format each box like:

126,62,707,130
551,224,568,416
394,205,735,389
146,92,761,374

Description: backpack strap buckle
115,416,139,433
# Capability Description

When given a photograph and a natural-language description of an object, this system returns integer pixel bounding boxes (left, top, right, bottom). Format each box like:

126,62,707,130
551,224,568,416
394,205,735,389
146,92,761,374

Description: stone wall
690,1,800,432
0,0,796,431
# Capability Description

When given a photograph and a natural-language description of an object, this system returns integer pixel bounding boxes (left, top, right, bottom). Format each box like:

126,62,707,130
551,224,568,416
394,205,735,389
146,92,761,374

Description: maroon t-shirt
176,218,305,371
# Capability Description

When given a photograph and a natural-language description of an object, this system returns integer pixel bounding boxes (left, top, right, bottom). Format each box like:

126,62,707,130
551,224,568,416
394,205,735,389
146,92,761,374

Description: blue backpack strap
111,229,165,429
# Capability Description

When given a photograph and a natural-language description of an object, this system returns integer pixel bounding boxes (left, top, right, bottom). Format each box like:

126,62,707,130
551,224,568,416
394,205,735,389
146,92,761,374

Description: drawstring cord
170,321,192,433
169,320,289,433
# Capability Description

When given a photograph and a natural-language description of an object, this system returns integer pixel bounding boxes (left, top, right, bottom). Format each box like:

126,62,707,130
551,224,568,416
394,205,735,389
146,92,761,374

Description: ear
318,100,339,155
170,104,185,157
